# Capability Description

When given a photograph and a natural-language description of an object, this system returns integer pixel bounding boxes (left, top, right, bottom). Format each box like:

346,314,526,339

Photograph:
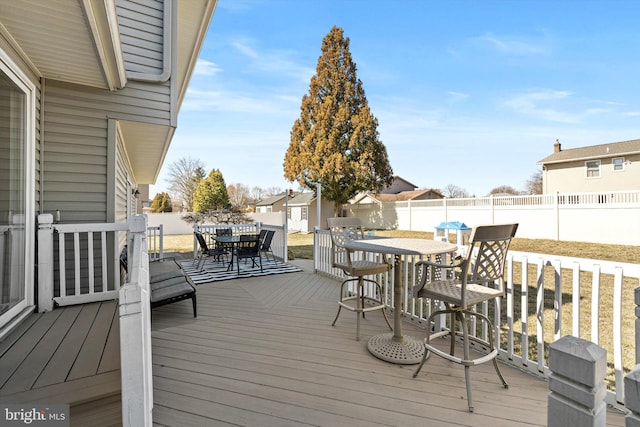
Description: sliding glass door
0,53,34,328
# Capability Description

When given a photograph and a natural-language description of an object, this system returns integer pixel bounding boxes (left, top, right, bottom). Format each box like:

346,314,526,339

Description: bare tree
525,170,543,195
489,185,521,195
167,157,205,211
227,183,252,210
442,184,470,198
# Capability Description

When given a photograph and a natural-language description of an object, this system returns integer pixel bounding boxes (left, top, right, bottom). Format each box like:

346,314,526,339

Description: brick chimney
554,139,561,152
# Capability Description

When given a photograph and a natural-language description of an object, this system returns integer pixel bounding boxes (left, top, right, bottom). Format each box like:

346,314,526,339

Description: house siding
117,0,167,77
544,153,640,193
41,78,170,223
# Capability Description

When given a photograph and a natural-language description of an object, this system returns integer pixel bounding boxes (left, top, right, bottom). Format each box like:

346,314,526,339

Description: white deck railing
313,228,640,408
37,215,129,309
147,224,163,261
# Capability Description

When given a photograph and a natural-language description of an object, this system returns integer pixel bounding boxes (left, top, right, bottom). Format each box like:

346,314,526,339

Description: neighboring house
287,192,334,233
538,139,640,194
255,192,295,213
353,188,444,204
0,0,216,329
379,175,418,194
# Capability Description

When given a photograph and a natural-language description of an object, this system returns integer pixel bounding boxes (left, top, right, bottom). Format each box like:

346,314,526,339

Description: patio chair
326,217,392,341
214,227,233,261
412,223,518,412
194,231,226,269
259,229,276,263
236,234,262,273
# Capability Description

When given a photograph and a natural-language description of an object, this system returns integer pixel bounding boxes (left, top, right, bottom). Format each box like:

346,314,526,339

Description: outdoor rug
179,258,303,284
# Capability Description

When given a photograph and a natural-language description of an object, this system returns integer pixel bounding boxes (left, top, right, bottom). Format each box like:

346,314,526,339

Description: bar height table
343,238,457,364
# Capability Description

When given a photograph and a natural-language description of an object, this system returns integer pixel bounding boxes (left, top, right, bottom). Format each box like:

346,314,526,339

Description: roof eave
81,0,127,90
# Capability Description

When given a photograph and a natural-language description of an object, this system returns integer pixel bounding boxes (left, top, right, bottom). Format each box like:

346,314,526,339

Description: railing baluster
591,264,601,344
521,255,529,366
613,267,624,403
58,231,66,298
88,231,94,294
536,258,545,372
572,262,580,336
74,232,80,296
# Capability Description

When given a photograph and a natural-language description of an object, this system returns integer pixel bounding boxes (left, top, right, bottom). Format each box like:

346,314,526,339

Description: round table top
343,237,456,256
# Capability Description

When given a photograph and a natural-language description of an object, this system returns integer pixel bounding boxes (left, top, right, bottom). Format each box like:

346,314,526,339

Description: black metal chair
259,229,276,263
236,234,262,274
412,223,518,412
194,231,226,269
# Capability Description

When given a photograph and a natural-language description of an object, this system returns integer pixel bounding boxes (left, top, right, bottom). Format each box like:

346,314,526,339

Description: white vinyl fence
345,190,640,245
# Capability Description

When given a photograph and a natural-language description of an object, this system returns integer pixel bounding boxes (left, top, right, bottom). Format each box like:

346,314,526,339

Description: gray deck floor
0,300,121,413
0,259,627,426
150,260,626,427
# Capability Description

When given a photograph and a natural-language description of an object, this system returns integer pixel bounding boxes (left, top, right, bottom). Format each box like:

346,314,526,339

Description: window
287,207,291,219
301,206,308,221
586,160,600,178
613,157,624,172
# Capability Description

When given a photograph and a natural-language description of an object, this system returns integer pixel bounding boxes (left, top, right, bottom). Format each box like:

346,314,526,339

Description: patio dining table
343,238,457,365
213,234,260,272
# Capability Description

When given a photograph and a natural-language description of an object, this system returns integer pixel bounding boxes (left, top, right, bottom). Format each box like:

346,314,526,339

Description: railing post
636,286,640,364
625,365,640,426
547,335,607,427
119,214,152,427
37,214,54,312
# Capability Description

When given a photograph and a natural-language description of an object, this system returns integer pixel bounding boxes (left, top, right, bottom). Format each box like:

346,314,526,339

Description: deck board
151,263,619,427
0,301,120,407
34,303,100,388
68,300,117,380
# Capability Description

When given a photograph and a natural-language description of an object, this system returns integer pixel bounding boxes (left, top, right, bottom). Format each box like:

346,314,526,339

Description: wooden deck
150,260,626,427
0,300,121,424
0,260,627,426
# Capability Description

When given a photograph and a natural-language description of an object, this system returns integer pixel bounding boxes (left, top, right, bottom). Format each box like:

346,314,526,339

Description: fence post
547,335,607,427
37,214,54,312
625,365,640,426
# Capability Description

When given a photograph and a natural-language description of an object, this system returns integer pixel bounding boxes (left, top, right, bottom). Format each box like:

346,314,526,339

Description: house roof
256,193,288,206
538,139,640,165
357,189,443,203
288,192,316,206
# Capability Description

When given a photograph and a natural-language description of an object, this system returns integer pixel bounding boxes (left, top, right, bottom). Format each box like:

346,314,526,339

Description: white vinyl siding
117,0,167,77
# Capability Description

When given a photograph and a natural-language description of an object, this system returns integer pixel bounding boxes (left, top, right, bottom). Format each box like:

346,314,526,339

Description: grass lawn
161,230,640,262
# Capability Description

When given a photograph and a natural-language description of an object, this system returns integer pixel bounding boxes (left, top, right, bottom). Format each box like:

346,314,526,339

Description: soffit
0,0,110,89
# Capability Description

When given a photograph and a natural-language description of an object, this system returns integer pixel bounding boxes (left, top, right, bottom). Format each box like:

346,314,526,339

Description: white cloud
231,38,314,84
478,33,548,55
502,90,583,123
194,59,222,76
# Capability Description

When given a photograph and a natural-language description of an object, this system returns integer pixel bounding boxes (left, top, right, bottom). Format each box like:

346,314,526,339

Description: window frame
0,47,36,328
612,157,625,172
585,160,601,178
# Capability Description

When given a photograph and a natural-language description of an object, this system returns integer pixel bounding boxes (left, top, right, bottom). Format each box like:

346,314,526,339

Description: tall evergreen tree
283,26,393,216
193,169,229,213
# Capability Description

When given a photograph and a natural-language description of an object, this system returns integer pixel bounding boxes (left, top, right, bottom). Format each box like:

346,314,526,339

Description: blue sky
151,0,640,198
